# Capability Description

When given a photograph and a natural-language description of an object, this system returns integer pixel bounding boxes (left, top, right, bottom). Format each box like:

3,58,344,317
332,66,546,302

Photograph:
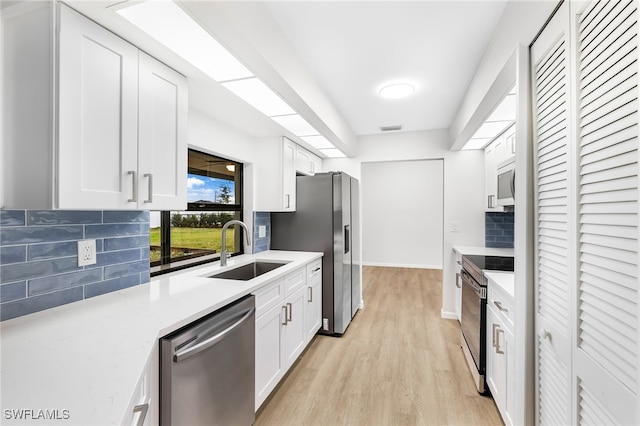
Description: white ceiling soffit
265,1,509,136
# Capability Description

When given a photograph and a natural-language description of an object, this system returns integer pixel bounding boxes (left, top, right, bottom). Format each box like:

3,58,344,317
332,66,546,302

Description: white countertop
484,270,515,299
0,250,322,425
453,245,515,257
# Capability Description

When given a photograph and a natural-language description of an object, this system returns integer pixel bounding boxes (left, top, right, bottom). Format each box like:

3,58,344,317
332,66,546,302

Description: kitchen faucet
220,220,251,266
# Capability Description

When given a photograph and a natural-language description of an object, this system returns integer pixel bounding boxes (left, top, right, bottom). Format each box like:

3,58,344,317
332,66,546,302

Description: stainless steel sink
207,261,289,281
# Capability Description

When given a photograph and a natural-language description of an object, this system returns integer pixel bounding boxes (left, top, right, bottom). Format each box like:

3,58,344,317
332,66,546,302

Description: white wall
361,159,443,268
325,129,485,317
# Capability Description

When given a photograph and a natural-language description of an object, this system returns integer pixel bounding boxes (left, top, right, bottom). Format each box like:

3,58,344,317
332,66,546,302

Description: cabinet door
138,53,188,210
454,262,462,322
282,138,296,211
309,153,321,175
503,324,515,426
282,287,306,369
486,305,507,423
255,305,284,410
296,146,312,175
304,277,322,342
58,4,139,209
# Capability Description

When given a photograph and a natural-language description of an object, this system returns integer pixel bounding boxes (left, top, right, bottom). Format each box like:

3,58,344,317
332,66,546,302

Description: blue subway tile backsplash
0,210,150,321
485,211,515,248
253,212,271,254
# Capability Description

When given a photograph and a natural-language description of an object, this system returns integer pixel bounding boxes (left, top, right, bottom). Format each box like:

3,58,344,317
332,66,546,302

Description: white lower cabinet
454,252,462,323
486,282,515,426
254,260,322,410
255,301,285,410
122,345,158,426
304,261,322,342
282,287,307,369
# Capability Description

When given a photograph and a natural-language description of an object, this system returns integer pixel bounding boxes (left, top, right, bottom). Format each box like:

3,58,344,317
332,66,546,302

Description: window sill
150,252,241,277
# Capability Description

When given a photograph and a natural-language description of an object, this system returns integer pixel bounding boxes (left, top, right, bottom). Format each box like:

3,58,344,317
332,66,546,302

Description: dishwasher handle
173,307,255,363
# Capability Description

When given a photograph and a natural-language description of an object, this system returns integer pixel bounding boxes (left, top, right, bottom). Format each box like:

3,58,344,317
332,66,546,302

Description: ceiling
57,0,509,155
265,1,508,136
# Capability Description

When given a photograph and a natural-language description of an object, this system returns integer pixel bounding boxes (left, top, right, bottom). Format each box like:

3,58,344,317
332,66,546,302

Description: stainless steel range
460,254,514,394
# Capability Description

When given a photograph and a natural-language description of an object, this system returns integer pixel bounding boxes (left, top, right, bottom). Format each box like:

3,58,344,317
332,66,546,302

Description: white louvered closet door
575,0,639,423
531,2,573,424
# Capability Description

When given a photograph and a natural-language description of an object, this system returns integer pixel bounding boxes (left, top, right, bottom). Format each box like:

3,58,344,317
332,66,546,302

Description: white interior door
361,159,443,269
532,0,640,423
574,0,639,423
531,2,573,424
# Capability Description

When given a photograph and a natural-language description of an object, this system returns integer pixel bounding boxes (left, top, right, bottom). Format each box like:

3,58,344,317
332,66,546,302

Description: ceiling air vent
380,125,402,132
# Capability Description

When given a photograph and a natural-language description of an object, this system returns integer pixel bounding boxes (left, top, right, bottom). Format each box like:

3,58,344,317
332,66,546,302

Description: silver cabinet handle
282,306,288,325
494,301,508,313
285,194,290,208
133,403,148,426
143,173,153,204
308,287,313,303
496,327,505,354
455,272,461,288
128,170,137,202
286,302,292,321
174,307,255,363
492,323,499,348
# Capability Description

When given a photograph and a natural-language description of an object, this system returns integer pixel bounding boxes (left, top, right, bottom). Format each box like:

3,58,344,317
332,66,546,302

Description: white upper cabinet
2,3,187,210
484,124,515,211
57,4,139,209
254,137,297,212
137,52,188,210
295,145,322,176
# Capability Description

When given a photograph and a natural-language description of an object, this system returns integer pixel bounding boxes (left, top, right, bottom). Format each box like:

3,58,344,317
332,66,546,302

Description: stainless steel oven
460,266,487,393
460,254,514,394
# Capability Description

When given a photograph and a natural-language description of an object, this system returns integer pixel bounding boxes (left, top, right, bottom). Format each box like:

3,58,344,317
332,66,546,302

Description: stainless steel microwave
497,157,515,206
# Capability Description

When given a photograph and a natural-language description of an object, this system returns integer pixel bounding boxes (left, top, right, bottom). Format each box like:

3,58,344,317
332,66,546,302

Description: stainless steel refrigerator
271,172,360,336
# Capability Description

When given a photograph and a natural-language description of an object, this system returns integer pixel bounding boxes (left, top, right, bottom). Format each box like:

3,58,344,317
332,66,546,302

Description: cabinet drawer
306,260,322,283
253,278,285,318
487,284,514,329
284,267,306,296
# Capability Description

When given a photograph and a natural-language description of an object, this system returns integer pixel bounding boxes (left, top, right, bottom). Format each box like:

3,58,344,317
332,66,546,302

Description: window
150,149,244,275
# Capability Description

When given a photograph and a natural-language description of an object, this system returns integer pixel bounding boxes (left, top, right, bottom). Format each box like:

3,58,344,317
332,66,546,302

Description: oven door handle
461,269,486,299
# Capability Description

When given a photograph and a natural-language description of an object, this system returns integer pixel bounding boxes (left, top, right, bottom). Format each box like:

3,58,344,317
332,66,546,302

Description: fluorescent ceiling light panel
117,0,252,82
319,148,346,158
487,94,516,123
462,138,492,150
222,78,295,117
300,135,334,149
271,114,318,137
472,121,513,139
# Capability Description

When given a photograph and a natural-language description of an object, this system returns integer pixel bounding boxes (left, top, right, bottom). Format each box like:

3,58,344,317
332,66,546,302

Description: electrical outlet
258,225,266,238
78,239,97,267
322,318,329,331
451,221,460,233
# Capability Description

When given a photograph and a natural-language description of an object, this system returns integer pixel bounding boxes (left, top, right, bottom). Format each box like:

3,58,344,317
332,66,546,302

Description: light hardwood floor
255,266,503,426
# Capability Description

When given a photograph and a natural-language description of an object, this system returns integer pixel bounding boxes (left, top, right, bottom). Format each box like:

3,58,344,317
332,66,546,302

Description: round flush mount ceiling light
378,82,415,99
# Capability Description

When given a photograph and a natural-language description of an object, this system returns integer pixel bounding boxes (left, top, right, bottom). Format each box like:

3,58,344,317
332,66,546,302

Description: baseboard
362,261,443,269
441,309,458,320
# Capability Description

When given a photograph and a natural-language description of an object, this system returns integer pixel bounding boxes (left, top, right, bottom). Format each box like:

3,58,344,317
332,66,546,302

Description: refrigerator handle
344,225,350,254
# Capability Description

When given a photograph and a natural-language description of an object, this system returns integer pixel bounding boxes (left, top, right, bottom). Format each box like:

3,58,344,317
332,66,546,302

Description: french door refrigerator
271,172,360,336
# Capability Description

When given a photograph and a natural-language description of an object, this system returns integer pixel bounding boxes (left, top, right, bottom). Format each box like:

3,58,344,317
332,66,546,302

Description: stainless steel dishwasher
160,295,255,426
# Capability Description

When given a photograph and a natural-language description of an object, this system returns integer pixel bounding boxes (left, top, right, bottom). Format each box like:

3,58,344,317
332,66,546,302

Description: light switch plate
451,221,460,233
78,239,97,266
258,225,266,238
